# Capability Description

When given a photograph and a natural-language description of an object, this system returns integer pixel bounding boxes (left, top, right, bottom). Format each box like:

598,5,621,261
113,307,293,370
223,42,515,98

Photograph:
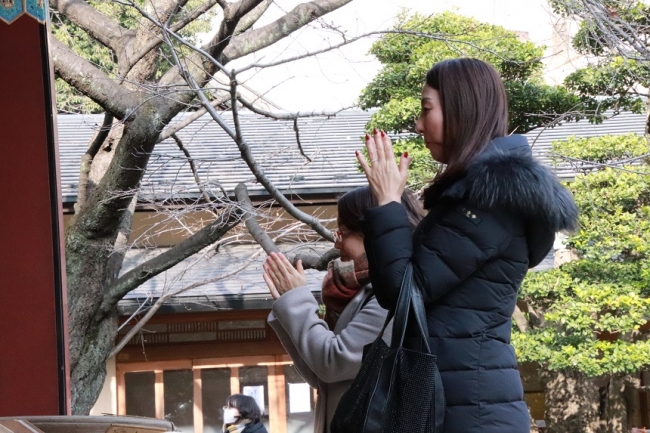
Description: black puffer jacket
362,135,578,433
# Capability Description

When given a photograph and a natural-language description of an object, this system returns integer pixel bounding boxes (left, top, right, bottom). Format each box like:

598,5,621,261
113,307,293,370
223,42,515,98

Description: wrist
377,196,401,206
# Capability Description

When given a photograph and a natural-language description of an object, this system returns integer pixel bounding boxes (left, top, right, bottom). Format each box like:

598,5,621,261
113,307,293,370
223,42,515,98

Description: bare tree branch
554,0,650,61
124,0,221,75
108,252,255,358
293,118,311,162
121,0,193,79
184,71,335,240
157,93,229,142
99,207,243,315
171,133,214,203
156,24,336,242
236,94,352,120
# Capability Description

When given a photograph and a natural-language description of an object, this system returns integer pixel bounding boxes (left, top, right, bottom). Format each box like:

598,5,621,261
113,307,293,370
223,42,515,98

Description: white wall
90,356,117,415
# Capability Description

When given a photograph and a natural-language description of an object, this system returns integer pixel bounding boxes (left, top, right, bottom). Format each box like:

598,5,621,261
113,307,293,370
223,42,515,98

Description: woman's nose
414,117,424,134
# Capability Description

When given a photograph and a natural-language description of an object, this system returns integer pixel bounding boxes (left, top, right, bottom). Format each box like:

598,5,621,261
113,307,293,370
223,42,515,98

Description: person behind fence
262,185,423,433
222,393,268,433
355,58,579,432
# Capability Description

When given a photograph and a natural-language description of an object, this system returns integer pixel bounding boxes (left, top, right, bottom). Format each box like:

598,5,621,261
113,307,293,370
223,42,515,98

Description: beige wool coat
268,285,391,433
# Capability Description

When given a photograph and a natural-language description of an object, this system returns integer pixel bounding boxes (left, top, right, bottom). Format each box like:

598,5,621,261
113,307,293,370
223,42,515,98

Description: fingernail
373,127,378,134
381,130,385,137
365,133,369,140
355,150,359,156
404,151,409,158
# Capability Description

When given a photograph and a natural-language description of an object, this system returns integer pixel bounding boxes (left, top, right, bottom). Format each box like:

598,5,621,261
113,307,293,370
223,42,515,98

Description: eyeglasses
332,228,352,243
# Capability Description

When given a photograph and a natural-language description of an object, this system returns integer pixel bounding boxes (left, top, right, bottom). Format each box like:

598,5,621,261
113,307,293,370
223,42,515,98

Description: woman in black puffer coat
356,58,578,433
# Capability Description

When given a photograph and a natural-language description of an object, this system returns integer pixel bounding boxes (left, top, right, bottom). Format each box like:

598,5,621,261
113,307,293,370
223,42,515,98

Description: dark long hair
337,186,423,233
225,394,263,423
421,58,509,209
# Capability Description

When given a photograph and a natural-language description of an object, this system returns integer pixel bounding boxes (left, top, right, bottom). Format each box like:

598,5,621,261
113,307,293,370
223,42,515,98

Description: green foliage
564,57,649,115
505,81,586,133
51,0,217,114
360,11,551,132
552,133,648,163
513,134,650,376
360,11,585,189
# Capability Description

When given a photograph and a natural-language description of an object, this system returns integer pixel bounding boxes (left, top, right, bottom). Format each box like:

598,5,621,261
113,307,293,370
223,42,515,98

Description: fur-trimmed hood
440,135,579,266
442,135,578,233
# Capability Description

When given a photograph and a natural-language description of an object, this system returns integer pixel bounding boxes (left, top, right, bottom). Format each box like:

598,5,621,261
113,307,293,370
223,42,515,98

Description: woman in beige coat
263,186,422,433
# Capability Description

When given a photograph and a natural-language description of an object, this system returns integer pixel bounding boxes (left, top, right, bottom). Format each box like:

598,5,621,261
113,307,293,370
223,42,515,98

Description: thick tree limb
209,0,264,56
127,0,250,110
99,207,243,315
120,0,191,80
125,0,222,74
76,113,114,212
235,183,281,254
221,0,353,63
50,37,140,119
51,0,130,54
233,0,273,35
294,248,339,271
235,183,338,270
72,105,171,237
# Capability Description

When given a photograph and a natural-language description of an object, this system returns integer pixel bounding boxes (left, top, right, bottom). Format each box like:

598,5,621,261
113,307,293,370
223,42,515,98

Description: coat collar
441,135,531,201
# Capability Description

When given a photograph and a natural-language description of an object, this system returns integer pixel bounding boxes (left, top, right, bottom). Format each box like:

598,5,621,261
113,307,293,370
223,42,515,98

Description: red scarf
321,254,370,329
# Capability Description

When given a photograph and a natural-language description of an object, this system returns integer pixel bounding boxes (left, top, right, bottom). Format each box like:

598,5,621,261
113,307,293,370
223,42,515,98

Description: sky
223,0,579,111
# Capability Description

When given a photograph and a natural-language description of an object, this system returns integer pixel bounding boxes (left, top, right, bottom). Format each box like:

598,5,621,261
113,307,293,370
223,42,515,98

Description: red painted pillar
0,15,70,415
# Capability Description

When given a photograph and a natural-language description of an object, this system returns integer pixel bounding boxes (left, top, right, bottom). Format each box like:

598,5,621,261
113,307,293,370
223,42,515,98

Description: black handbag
330,264,445,433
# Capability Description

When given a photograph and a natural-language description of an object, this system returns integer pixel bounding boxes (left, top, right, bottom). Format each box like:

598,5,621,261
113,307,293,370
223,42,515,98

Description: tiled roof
56,109,645,310
57,110,372,203
57,110,646,206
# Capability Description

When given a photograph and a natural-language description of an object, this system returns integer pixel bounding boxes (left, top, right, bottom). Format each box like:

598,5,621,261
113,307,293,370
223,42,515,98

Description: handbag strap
390,264,431,354
409,267,432,354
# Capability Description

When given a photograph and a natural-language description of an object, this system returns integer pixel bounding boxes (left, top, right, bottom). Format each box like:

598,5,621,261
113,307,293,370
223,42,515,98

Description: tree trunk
544,369,600,433
543,370,631,433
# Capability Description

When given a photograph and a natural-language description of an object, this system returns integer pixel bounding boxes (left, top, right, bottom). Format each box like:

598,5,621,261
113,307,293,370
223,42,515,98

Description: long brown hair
421,58,509,209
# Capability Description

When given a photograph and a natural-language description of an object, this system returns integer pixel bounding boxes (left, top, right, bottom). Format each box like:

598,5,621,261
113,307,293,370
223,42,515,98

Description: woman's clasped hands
355,128,412,206
262,252,307,300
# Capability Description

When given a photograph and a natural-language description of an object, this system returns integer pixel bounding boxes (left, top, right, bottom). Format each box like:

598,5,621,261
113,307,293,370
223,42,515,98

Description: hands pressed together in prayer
263,129,411,300
356,128,412,206
263,252,307,300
